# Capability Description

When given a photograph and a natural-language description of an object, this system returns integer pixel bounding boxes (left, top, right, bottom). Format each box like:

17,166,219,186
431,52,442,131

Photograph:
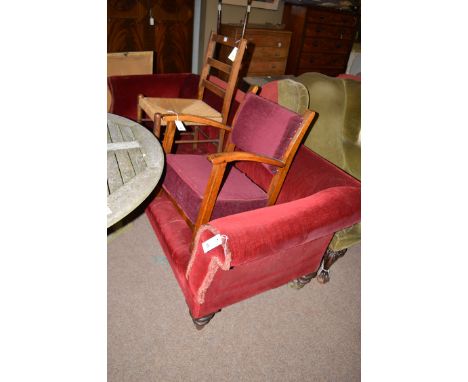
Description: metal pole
240,0,252,40
217,0,223,34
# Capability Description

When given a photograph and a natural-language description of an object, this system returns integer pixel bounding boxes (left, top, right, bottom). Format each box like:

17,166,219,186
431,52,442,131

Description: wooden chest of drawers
220,24,292,77
282,2,358,76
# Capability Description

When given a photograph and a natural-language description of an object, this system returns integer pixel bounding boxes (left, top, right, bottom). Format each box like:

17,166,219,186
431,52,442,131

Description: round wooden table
107,113,164,228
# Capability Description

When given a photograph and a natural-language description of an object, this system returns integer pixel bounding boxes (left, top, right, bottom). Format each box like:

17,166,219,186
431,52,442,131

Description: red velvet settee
108,73,361,328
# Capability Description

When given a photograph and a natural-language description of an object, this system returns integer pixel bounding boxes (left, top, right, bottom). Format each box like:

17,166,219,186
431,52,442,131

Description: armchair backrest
231,93,304,163
296,72,361,180
228,93,315,205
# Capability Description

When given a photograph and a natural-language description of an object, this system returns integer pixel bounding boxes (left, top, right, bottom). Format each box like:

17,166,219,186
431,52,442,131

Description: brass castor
289,272,317,289
316,248,347,284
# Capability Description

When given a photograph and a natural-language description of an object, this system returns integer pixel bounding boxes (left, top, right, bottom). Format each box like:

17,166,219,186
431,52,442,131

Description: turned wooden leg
153,112,162,138
317,248,348,284
137,94,144,123
289,271,317,289
190,311,218,330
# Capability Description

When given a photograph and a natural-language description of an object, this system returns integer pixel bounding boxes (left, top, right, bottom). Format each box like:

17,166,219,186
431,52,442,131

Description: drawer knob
277,42,282,48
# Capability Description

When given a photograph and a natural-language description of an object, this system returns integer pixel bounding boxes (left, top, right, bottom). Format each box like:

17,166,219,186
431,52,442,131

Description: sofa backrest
296,72,361,180
107,52,153,111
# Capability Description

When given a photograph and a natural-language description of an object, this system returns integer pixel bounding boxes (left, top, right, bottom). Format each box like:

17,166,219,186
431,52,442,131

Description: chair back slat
198,32,247,126
202,79,226,99
207,57,232,76
213,34,238,47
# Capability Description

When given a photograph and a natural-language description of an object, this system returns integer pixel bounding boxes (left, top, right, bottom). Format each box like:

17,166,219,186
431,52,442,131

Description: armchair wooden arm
193,151,284,235
207,151,285,167
162,114,232,154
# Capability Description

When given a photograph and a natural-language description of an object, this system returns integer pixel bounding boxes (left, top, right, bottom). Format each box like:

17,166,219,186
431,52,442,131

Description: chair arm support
163,114,232,132
207,151,285,167
161,117,231,154
192,152,284,232
186,185,361,304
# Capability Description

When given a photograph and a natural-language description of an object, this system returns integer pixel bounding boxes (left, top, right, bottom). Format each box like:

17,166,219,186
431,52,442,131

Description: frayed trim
186,224,232,304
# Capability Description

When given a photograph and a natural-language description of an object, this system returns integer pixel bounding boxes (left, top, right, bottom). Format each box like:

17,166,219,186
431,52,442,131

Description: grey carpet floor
108,211,361,382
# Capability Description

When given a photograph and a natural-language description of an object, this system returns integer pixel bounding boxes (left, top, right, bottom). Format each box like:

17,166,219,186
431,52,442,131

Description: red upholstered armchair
108,74,361,329
147,146,360,329
159,93,315,234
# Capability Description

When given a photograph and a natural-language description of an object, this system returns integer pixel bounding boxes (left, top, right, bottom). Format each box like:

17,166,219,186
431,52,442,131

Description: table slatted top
107,113,164,228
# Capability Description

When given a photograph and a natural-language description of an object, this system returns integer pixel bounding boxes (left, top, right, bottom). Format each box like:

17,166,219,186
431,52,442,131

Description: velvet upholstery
162,93,308,225
259,79,310,115
108,73,199,121
108,72,361,252
108,73,361,322
187,185,360,304
275,73,361,252
163,154,267,223
145,145,361,319
296,72,361,180
234,79,311,190
231,93,303,162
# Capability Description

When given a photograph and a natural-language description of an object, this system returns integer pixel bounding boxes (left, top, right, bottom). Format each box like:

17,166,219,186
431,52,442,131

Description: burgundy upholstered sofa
108,73,361,328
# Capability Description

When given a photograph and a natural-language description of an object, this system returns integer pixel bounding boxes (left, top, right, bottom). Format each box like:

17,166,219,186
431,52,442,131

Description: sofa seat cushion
163,154,268,223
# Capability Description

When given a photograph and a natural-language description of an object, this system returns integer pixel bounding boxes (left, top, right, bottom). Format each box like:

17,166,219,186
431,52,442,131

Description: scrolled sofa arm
107,73,199,120
186,185,361,304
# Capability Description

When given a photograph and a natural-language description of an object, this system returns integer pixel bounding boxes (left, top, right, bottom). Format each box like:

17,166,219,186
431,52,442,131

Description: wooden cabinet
107,0,194,73
220,24,292,77
282,2,358,76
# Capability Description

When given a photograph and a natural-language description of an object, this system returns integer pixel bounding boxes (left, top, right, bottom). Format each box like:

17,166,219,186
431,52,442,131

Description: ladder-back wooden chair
158,93,316,237
137,32,247,152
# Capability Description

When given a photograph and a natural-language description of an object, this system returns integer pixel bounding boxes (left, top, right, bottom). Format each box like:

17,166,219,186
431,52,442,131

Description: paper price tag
175,120,186,131
202,234,223,253
228,47,238,62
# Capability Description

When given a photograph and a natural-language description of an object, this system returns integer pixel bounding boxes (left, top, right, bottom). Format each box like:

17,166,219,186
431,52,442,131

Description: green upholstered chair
296,73,360,278
262,74,361,283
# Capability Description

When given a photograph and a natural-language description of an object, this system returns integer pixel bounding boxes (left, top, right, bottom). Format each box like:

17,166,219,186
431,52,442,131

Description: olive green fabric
277,79,310,115
297,72,361,180
295,73,361,251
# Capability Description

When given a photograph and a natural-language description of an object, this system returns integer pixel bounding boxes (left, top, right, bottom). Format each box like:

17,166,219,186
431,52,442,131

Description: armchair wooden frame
137,32,248,152
160,108,316,236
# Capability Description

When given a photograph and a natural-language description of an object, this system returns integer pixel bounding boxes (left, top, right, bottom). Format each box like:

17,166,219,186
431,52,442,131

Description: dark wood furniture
282,2,358,76
107,0,194,73
220,24,292,78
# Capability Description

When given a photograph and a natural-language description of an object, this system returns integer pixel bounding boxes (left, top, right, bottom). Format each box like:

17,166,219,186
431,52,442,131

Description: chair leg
217,130,225,152
137,94,144,123
153,113,162,138
289,271,317,289
190,311,219,330
316,248,348,284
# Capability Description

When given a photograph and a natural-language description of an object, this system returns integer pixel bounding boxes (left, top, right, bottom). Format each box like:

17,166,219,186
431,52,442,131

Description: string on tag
166,109,186,131
165,109,179,120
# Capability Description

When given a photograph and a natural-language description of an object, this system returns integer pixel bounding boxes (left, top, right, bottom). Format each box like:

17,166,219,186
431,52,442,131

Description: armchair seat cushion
163,154,268,223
